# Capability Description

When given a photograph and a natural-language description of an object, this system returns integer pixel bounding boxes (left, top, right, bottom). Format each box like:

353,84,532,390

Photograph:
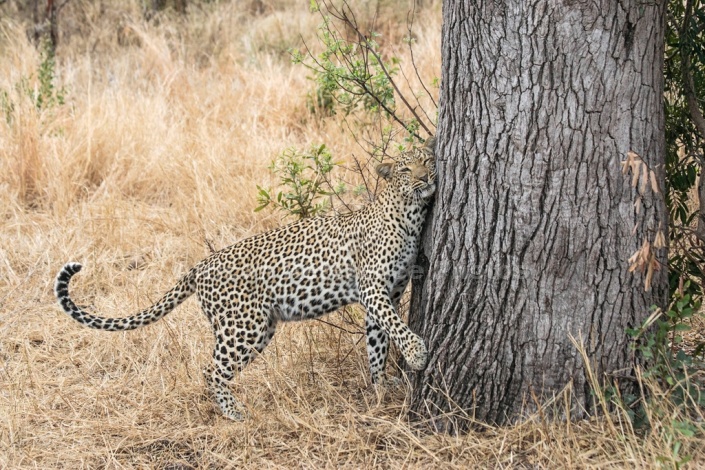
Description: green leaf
671,420,697,437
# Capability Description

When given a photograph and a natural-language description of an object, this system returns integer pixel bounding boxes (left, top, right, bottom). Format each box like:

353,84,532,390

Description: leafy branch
293,0,435,141
255,144,345,220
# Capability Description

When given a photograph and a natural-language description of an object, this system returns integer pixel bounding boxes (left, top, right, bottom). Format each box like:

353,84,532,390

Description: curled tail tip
55,262,83,298
63,262,83,273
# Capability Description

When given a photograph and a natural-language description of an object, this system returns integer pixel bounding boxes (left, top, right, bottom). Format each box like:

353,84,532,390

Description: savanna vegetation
0,0,703,468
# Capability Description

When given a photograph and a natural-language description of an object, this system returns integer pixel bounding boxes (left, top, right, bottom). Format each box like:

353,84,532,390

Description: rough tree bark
409,0,668,426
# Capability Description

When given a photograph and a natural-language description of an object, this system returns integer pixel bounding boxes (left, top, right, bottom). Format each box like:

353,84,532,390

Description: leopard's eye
398,166,412,173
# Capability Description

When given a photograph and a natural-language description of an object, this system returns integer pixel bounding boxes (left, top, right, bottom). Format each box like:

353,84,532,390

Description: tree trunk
47,0,58,52
409,0,668,426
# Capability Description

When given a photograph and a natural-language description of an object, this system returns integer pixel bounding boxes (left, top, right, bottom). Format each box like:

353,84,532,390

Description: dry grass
0,1,703,468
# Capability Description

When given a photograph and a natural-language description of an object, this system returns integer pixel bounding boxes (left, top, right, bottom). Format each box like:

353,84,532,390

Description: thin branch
396,42,435,130
347,123,377,192
680,0,705,244
670,229,705,281
398,67,435,130
332,3,432,136
320,164,355,214
302,1,435,140
407,7,438,110
314,318,364,336
321,0,431,138
300,24,414,135
681,0,705,140
57,0,71,13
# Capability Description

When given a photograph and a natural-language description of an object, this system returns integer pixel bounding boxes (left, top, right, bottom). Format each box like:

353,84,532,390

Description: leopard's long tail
54,262,197,331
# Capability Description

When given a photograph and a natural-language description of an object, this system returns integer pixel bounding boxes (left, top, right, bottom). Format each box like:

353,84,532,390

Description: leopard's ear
375,162,394,180
424,136,437,154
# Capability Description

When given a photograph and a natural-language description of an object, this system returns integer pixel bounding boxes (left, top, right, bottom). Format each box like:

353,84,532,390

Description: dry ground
1,1,703,468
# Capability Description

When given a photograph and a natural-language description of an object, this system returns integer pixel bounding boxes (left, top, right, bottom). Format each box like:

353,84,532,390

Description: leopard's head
376,137,437,201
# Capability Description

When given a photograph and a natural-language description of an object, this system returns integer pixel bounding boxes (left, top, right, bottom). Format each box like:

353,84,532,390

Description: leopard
54,137,437,421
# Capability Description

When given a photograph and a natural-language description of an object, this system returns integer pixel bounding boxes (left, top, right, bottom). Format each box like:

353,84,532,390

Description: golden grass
0,1,703,468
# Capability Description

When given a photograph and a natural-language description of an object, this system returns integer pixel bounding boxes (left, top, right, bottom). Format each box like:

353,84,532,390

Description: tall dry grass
0,1,702,468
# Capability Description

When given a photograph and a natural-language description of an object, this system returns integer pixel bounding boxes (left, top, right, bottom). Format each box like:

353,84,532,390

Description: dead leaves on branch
628,237,663,292
622,150,666,292
622,150,661,216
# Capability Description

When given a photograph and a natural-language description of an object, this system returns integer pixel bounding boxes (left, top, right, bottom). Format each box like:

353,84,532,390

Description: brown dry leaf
628,249,640,272
623,150,640,175
649,170,660,194
654,224,666,248
623,151,659,197
627,237,661,291
644,253,656,291
643,239,651,263
640,166,649,194
656,231,666,248
628,239,652,274
621,151,633,174
631,160,641,187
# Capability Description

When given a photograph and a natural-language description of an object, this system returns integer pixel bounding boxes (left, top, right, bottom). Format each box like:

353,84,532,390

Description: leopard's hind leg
201,300,277,420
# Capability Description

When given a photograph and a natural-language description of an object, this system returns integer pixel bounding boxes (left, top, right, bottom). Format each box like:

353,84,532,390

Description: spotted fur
55,138,437,420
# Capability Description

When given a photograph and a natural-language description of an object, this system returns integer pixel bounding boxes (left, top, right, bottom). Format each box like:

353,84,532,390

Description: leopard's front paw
404,334,428,370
